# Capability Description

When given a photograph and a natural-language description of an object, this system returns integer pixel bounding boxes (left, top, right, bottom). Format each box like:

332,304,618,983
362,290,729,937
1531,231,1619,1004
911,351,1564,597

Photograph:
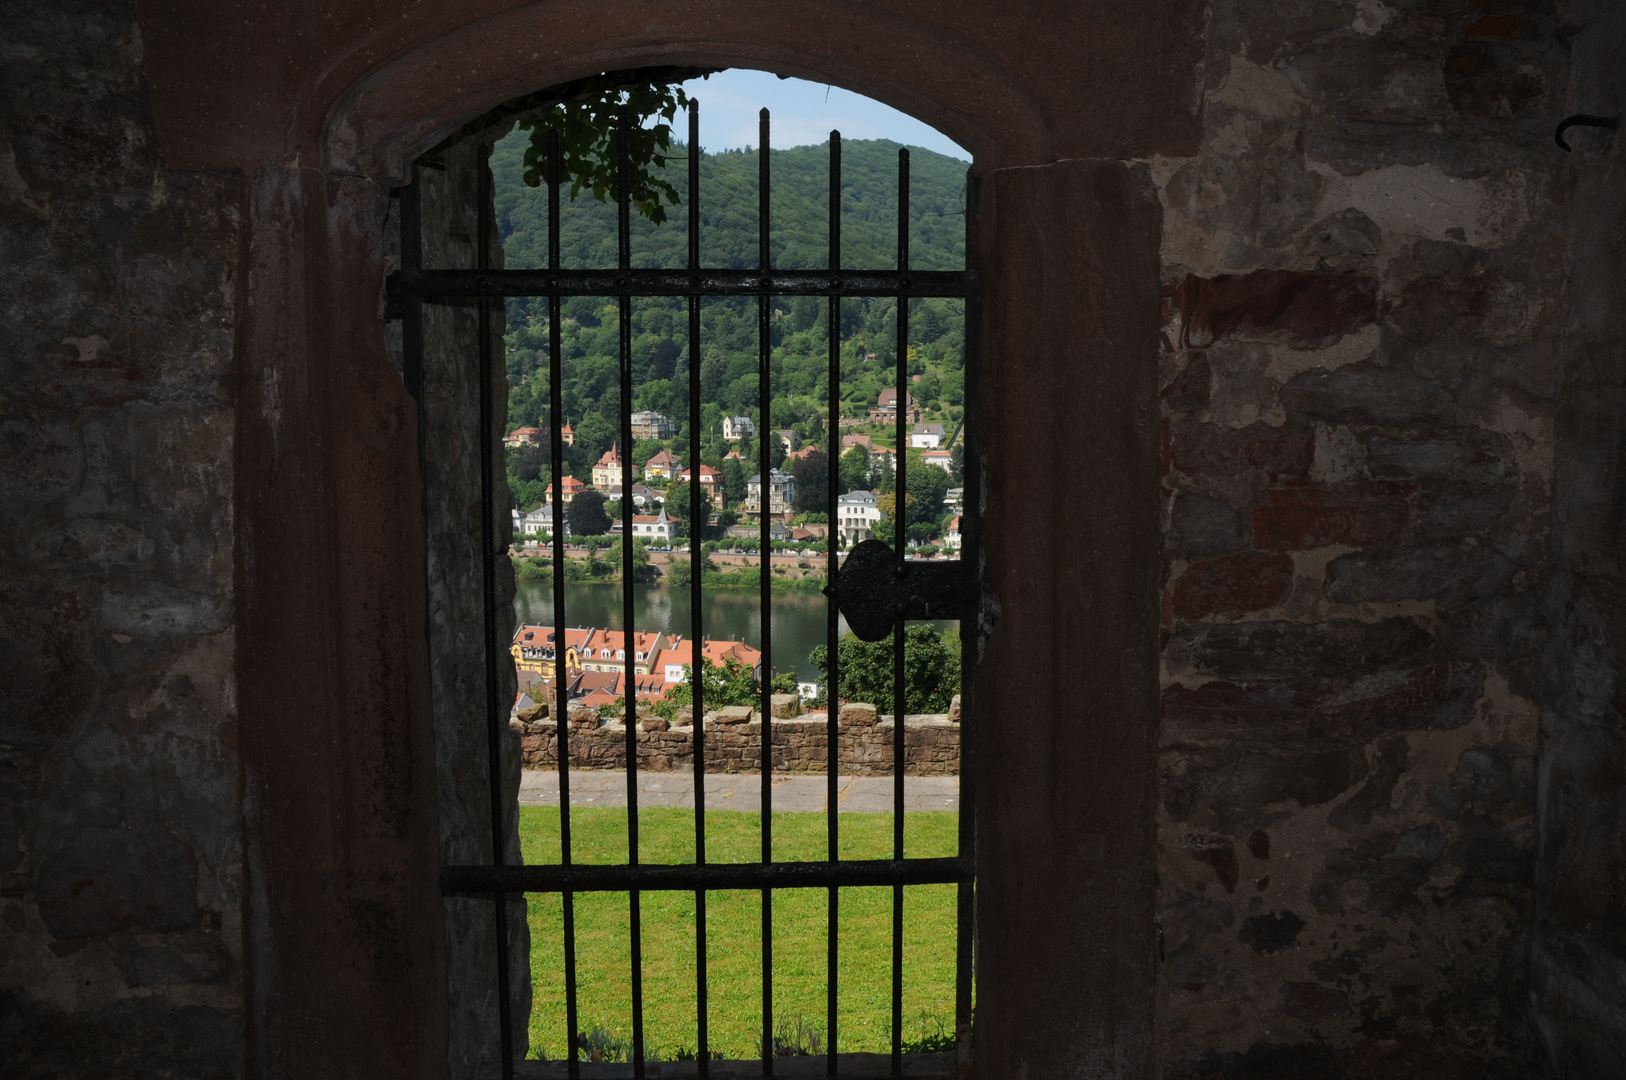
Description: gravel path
518,770,959,813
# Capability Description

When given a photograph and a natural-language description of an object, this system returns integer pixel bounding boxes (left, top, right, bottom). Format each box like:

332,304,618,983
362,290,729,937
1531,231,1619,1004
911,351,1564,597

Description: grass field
517,806,963,1061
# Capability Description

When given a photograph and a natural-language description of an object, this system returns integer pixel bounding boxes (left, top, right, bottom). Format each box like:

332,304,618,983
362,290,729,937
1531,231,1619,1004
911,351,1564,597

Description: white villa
722,415,755,442
837,490,881,547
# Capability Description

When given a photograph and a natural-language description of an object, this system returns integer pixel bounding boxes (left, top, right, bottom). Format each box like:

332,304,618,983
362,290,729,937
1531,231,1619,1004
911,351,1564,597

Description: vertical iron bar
891,147,909,1080
825,129,842,1080
954,171,981,1075
546,128,582,1080
757,106,774,1078
477,141,516,1080
616,109,647,1077
687,99,712,1078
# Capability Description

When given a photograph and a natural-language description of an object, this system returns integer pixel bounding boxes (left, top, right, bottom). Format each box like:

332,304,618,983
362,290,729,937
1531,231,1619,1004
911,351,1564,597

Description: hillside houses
544,476,588,504
510,624,763,711
743,469,796,522
870,388,920,423
676,463,723,507
910,421,945,448
722,415,755,441
643,448,681,481
591,443,623,488
630,410,673,440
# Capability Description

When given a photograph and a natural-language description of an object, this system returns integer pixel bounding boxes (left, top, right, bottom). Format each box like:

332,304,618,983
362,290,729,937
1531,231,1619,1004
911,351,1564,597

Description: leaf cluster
516,75,699,224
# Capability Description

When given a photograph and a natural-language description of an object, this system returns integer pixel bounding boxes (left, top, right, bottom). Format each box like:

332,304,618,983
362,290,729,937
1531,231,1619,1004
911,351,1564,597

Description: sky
674,69,969,161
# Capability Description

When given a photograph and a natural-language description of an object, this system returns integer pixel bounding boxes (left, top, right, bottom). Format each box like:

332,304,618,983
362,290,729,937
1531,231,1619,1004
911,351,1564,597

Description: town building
786,444,822,463
675,463,723,508
559,422,574,446
543,476,588,504
659,636,764,684
742,469,796,521
591,443,623,489
921,449,953,473
869,388,920,423
509,625,593,681
643,448,681,482
842,433,872,452
722,415,755,442
944,514,963,553
629,410,673,440
837,489,881,547
772,429,796,452
910,422,945,448
504,425,542,448
608,508,680,545
517,503,567,537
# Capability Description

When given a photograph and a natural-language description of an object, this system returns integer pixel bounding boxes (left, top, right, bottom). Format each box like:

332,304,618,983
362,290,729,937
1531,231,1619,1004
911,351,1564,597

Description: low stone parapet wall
513,707,959,776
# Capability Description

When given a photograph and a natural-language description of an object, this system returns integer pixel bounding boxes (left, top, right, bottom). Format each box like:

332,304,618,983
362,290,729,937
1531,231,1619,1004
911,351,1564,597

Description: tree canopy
809,625,959,714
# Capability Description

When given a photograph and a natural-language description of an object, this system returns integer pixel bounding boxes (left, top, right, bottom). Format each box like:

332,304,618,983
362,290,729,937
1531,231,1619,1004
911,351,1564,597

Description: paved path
518,770,958,813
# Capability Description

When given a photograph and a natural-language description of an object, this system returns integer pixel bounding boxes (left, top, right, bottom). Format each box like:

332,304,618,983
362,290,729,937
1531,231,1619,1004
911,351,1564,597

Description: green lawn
517,806,963,1061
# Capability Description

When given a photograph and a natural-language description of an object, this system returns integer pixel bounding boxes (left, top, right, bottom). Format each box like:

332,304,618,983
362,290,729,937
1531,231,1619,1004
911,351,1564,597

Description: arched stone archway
134,4,1206,1076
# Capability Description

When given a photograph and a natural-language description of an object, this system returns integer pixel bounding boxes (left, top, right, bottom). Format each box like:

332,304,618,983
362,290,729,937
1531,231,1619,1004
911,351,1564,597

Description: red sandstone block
1172,553,1295,619
1163,680,1314,738
1251,488,1406,550
1175,269,1377,349
1170,421,1314,478
1466,14,1520,38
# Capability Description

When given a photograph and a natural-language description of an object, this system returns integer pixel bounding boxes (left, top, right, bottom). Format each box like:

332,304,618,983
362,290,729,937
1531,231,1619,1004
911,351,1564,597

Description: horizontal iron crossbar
441,857,973,895
392,267,971,299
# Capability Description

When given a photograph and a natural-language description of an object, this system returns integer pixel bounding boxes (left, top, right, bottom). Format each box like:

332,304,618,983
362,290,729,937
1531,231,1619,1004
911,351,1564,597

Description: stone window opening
395,72,982,1078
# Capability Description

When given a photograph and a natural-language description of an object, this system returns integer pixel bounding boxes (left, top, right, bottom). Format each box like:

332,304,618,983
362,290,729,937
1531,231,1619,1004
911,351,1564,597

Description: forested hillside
493,128,969,504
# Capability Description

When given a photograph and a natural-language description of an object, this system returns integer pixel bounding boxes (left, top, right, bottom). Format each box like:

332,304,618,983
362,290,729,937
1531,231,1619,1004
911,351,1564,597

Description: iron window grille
392,101,980,1080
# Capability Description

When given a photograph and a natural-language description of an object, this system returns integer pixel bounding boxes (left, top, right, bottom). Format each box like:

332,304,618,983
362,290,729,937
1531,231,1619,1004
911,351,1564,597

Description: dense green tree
903,456,950,531
664,480,711,538
808,625,959,713
839,444,870,494
568,490,612,536
792,449,830,514
509,443,549,483
719,458,747,508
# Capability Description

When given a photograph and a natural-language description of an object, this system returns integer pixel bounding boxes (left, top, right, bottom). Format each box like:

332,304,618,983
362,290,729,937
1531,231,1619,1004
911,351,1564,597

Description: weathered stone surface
1,2,242,1069
517,714,959,776
1172,552,1295,619
674,706,694,726
1250,487,1406,551
1169,492,1246,555
1323,545,1517,607
641,716,669,732
1279,363,1455,425
840,702,879,726
713,706,754,725
770,693,801,718
1169,420,1314,478
1175,270,1377,350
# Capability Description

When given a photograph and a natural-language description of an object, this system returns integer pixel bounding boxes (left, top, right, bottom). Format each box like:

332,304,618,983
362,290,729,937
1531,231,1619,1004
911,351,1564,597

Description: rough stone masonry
3,0,1626,1078
1151,1,1622,1076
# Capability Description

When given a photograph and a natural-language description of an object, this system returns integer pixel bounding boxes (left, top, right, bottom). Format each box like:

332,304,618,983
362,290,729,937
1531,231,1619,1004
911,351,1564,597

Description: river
513,582,954,681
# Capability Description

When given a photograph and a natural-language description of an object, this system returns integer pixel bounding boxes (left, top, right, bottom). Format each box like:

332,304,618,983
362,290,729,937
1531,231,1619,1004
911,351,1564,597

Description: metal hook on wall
1556,114,1619,152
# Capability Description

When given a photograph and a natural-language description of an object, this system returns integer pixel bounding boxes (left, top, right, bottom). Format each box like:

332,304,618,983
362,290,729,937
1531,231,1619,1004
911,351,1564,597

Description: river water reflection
512,582,954,682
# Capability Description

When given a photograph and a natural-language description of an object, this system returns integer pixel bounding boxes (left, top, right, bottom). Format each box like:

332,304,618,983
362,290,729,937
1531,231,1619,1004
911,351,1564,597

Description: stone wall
514,710,960,777
0,1,243,1074
413,133,531,1071
1150,2,1569,1074
1531,2,1626,1076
